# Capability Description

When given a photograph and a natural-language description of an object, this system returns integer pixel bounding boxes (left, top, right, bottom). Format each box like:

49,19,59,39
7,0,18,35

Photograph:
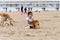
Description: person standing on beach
28,7,30,12
42,8,45,11
28,7,32,12
56,8,59,11
21,6,23,13
24,7,27,13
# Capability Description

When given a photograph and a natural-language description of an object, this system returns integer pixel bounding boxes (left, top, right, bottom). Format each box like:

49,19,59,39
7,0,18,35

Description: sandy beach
0,11,60,40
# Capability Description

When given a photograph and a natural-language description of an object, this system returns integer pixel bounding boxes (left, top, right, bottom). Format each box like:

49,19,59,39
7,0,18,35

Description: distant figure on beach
28,7,32,12
21,6,23,13
42,8,45,11
24,7,27,13
28,7,30,12
56,8,59,11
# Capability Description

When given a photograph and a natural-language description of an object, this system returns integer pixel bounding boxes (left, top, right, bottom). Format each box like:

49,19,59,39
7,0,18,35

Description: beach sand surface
0,11,60,40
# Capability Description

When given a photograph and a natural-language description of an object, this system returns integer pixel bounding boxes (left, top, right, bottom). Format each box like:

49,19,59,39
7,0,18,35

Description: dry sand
0,11,60,40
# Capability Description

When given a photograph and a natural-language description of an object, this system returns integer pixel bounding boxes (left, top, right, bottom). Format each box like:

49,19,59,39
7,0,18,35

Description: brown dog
0,13,14,26
30,20,39,29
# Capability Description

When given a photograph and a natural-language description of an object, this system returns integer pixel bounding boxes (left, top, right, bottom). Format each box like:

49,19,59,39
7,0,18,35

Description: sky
0,0,59,1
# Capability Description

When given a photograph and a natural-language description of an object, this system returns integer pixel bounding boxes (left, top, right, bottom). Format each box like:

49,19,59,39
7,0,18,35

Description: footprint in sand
25,34,36,37
0,31,15,37
8,31,15,36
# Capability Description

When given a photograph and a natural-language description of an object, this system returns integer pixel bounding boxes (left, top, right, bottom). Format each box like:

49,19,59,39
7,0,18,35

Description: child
26,12,34,29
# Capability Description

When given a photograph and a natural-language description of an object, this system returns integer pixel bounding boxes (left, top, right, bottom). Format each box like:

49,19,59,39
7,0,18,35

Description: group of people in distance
21,6,32,14
21,6,27,13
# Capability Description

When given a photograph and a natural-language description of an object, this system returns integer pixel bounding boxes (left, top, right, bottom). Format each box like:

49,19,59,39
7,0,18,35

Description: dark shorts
30,26,33,28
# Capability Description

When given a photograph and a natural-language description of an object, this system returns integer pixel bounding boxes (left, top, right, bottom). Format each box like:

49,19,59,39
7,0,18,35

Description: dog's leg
10,22,13,26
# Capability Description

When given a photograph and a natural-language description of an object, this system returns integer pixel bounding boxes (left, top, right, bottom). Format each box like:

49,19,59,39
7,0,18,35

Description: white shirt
26,17,34,23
